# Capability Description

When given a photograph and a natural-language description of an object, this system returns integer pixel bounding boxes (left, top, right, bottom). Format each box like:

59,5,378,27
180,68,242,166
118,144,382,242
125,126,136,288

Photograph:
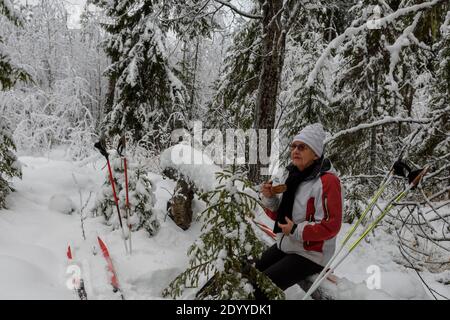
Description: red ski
66,245,88,300
252,219,277,240
97,236,125,299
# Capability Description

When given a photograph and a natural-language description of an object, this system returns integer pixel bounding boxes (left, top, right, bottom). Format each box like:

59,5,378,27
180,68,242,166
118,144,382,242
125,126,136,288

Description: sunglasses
290,143,309,151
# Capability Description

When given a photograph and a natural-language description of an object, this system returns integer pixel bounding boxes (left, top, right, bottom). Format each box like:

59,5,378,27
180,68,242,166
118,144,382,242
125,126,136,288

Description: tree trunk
249,0,284,183
328,7,334,42
190,38,200,111
369,74,378,175
167,179,194,230
163,168,195,230
104,75,116,116
96,52,103,129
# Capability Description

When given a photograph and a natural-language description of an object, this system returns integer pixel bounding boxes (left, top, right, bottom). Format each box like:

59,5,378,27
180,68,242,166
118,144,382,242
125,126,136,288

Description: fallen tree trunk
163,167,196,230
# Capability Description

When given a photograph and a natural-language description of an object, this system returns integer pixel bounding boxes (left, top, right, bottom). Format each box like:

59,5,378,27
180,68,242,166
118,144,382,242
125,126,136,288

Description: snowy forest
0,0,449,301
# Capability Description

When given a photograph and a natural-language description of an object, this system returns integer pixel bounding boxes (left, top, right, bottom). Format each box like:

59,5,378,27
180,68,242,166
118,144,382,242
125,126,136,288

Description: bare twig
72,173,92,241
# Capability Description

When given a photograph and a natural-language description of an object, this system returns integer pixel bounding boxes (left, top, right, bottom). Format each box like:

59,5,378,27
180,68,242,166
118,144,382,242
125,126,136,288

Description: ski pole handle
117,135,126,157
94,140,109,159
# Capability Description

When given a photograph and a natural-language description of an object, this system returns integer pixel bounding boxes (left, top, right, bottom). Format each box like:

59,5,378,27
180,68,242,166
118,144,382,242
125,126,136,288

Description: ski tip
67,245,72,259
97,237,108,252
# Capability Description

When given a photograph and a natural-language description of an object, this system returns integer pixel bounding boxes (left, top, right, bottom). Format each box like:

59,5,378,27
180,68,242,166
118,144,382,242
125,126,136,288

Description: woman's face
290,142,319,171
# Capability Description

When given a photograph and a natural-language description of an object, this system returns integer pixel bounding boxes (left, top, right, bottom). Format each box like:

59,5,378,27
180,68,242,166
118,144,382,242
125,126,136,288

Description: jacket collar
286,156,331,182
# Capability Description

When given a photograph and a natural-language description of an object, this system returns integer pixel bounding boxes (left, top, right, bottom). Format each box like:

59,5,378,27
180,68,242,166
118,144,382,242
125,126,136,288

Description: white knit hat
292,123,326,157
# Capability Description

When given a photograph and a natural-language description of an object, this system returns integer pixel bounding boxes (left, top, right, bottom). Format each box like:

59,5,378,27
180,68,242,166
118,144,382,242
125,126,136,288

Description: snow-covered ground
0,153,448,300
0,153,198,300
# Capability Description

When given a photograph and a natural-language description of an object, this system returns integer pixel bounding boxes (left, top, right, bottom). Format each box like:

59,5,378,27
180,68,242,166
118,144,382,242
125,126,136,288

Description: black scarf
273,157,329,233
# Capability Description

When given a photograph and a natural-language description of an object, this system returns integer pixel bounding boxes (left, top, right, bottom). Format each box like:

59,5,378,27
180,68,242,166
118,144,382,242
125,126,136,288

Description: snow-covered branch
307,0,446,87
325,116,432,144
0,0,24,26
213,0,262,19
280,1,301,36
385,12,422,91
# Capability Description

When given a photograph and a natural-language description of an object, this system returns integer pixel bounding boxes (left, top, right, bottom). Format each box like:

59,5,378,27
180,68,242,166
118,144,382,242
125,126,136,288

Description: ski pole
302,165,428,300
303,189,410,300
348,166,428,251
302,169,394,300
117,135,132,254
341,170,395,246
94,138,129,254
303,159,410,299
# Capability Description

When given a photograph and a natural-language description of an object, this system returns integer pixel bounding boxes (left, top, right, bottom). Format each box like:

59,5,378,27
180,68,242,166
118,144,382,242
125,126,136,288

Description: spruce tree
91,0,186,149
327,0,449,177
173,38,201,120
162,166,284,299
0,0,30,89
0,119,21,209
320,0,449,220
413,7,449,197
280,3,332,165
0,0,29,208
328,1,403,177
92,151,160,236
91,0,219,150
206,19,261,131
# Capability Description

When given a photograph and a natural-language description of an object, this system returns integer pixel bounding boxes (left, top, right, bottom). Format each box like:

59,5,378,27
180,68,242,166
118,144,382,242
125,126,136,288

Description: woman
256,123,343,299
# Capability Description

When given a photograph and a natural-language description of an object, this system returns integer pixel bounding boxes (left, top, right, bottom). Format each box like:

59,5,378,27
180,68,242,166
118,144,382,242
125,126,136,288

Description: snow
325,116,432,145
307,0,446,87
125,56,138,87
256,210,449,300
385,13,422,92
1,0,24,25
213,0,263,20
160,143,222,192
0,153,199,299
0,245,72,299
330,227,431,300
0,152,448,300
49,194,76,215
1,0,448,301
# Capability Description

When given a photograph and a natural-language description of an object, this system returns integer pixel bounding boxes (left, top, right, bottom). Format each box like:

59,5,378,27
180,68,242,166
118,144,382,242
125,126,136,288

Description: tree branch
307,0,446,87
325,116,432,144
213,0,262,19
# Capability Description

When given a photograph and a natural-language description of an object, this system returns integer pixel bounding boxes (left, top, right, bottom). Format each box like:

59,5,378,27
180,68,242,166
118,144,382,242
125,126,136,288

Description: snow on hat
292,123,326,157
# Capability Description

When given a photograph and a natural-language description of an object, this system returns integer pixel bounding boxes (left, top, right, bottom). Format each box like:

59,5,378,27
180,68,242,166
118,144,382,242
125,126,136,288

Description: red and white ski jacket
261,163,343,266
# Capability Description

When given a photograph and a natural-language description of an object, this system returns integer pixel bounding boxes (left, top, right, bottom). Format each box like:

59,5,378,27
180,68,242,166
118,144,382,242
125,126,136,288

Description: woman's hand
278,217,294,236
261,181,275,198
